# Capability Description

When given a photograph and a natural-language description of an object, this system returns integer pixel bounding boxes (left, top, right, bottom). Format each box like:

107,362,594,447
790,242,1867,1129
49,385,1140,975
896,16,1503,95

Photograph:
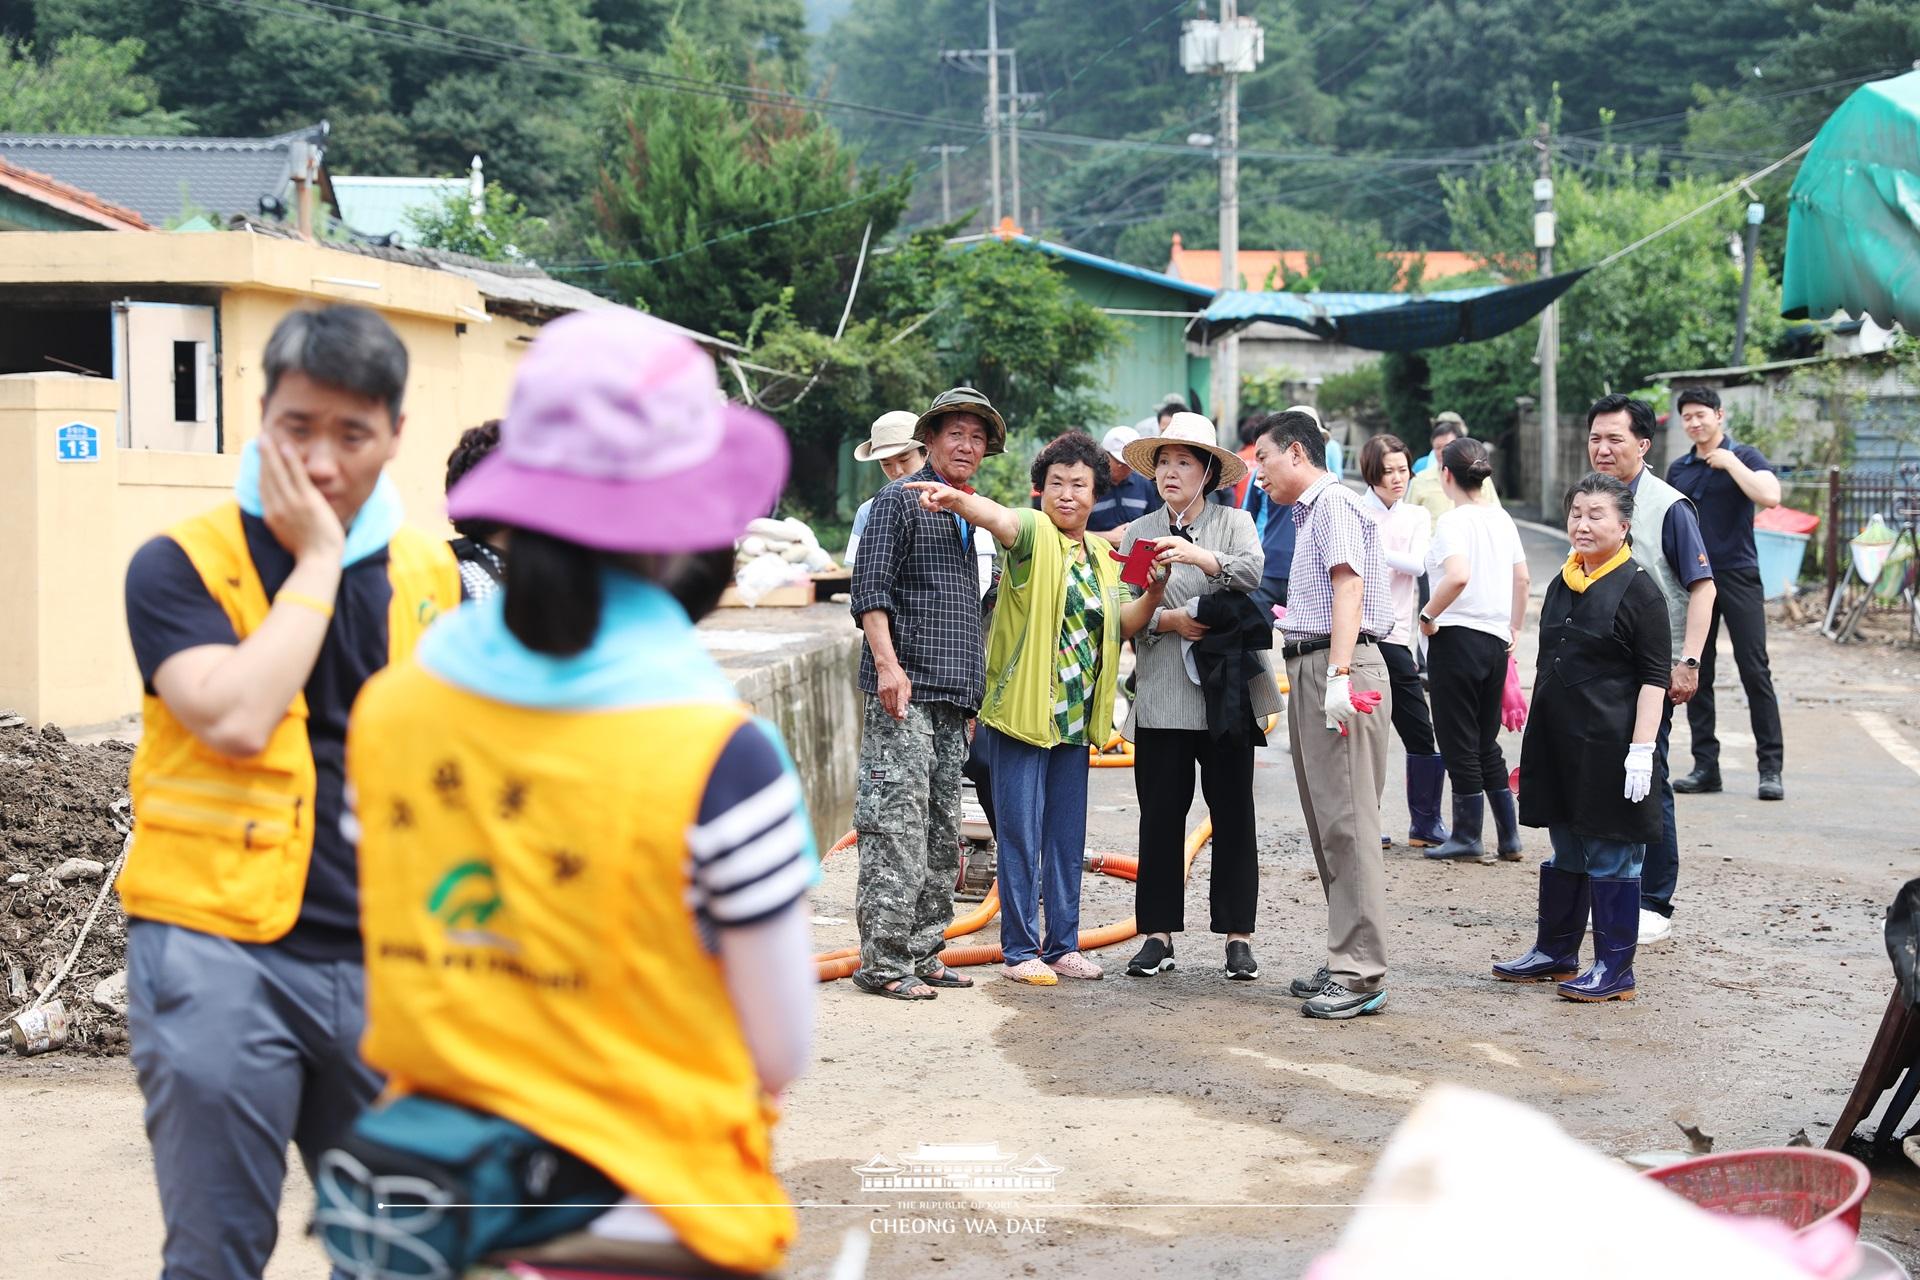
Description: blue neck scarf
234,439,405,568
416,570,737,711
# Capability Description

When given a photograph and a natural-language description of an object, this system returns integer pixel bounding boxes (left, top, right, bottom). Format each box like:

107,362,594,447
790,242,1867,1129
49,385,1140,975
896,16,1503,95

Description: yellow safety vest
349,663,794,1275
119,502,459,943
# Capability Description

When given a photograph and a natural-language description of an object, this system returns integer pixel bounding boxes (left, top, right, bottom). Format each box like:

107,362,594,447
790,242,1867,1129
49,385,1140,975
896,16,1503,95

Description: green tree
590,36,912,339
0,34,191,133
408,181,545,261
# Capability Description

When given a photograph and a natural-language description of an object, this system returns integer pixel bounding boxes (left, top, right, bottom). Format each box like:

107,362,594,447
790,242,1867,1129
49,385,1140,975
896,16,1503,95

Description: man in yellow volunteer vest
338,308,815,1276
119,306,458,1280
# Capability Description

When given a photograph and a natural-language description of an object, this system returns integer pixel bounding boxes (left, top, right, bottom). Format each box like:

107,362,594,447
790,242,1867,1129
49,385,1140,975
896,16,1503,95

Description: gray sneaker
1288,965,1330,998
1302,979,1388,1020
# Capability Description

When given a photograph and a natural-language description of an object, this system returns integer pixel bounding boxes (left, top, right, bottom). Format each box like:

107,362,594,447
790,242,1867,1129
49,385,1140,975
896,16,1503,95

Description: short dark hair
1257,409,1325,469
1030,430,1111,497
262,306,408,422
1674,386,1722,413
1431,420,1465,443
1359,433,1410,487
446,421,502,542
504,538,736,655
1238,412,1266,449
1441,437,1495,489
1586,393,1658,441
1563,470,1635,524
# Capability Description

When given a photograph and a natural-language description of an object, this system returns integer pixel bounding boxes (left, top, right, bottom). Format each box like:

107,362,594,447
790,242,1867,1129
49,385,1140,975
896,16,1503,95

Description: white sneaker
1637,909,1672,946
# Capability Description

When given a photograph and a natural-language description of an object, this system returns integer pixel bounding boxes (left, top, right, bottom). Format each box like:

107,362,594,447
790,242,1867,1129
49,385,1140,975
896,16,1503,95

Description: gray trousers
853,696,968,983
1286,647,1392,992
127,920,379,1280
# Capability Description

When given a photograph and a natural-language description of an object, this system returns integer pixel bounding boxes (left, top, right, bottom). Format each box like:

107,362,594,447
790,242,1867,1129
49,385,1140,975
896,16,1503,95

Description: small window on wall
172,341,204,423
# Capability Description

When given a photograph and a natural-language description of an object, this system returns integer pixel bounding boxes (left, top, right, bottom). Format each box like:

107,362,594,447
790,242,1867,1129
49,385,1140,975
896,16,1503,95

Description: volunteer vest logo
427,860,515,952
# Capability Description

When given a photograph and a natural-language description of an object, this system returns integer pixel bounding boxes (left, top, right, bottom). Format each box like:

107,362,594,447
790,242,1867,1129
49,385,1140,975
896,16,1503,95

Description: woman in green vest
907,432,1165,985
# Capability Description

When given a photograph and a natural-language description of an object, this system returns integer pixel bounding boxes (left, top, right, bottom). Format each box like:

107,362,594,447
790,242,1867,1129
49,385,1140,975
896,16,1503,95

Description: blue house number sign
56,422,101,463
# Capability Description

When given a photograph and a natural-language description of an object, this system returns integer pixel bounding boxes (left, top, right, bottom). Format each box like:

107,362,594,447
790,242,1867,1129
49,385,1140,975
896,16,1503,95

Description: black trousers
1379,641,1436,755
1426,626,1509,794
1687,564,1785,775
1133,727,1258,936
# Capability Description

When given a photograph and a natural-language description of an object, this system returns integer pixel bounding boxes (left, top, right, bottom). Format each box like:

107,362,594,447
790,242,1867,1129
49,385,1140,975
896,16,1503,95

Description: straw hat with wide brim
854,410,922,462
1122,410,1247,490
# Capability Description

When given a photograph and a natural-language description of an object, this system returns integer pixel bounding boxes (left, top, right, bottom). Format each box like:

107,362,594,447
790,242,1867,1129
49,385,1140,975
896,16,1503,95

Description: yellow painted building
0,228,611,727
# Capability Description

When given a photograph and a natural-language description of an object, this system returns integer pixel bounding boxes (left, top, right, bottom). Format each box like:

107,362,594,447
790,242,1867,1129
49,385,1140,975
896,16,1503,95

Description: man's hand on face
259,437,345,564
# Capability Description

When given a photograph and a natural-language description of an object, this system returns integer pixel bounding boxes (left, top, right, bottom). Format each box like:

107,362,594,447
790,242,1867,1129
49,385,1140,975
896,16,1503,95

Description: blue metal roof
1003,234,1217,299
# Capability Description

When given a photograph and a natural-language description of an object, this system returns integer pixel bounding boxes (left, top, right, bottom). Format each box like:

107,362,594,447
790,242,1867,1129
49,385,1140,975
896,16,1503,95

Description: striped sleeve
686,719,818,933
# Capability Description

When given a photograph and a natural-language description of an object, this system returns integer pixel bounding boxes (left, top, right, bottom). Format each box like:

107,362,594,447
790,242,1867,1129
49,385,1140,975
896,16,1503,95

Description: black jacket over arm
1517,564,1671,843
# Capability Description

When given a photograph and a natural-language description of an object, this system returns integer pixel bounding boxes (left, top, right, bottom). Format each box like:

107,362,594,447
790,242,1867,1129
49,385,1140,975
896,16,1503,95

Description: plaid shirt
849,463,986,711
1284,473,1397,642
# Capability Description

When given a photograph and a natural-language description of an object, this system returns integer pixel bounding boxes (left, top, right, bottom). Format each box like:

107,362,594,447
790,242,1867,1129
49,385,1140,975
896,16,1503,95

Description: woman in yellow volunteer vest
119,306,459,1280
343,309,814,1276
907,432,1165,986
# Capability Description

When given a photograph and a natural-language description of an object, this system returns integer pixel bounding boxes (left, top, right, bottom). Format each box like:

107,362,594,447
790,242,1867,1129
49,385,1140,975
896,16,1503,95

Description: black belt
1281,633,1379,661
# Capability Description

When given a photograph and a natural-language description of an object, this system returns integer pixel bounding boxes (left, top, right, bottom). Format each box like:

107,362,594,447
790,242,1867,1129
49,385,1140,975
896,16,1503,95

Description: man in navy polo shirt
1665,386,1785,801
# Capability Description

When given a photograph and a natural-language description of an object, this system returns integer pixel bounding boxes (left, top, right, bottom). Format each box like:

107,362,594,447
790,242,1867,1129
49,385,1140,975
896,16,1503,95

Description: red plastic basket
1643,1148,1870,1237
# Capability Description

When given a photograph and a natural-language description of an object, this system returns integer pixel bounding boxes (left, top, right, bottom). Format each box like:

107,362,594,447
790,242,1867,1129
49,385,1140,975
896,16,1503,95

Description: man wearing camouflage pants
847,387,1002,999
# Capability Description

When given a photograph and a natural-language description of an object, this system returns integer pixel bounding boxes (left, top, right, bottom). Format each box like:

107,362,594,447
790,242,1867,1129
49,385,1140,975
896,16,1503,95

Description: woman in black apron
1496,472,1671,1002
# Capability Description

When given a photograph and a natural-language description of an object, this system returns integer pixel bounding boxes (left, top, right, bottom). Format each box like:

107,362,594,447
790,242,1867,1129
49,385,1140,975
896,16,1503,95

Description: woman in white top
1359,434,1448,850
1419,437,1531,863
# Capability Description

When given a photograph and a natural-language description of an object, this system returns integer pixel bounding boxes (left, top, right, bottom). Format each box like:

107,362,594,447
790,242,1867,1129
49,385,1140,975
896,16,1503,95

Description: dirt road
5,525,1920,1277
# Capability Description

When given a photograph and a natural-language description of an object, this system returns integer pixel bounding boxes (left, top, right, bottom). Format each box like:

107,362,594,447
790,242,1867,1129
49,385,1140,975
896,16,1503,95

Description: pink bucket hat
447,309,788,554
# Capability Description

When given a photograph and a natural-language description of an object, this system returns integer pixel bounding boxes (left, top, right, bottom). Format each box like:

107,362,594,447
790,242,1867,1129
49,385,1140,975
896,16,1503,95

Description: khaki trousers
1286,645,1392,992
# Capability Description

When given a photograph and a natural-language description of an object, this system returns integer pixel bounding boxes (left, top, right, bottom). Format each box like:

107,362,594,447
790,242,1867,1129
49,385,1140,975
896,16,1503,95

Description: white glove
1324,672,1355,731
1623,742,1655,803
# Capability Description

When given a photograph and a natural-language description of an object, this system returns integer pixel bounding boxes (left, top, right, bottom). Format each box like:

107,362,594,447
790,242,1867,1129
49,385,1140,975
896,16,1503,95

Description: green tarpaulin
1783,69,1920,330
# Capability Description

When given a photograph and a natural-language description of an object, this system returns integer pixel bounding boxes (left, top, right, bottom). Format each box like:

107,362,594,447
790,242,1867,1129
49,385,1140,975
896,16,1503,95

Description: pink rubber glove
1501,654,1529,731
1336,688,1383,737
1271,604,1287,625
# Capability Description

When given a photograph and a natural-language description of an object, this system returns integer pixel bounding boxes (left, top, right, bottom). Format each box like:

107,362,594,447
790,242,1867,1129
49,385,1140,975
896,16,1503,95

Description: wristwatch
1327,664,1351,676
1418,612,1435,626
1679,656,1700,669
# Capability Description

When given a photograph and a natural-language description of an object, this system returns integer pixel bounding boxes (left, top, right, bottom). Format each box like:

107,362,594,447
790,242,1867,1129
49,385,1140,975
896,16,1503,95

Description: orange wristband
277,590,335,620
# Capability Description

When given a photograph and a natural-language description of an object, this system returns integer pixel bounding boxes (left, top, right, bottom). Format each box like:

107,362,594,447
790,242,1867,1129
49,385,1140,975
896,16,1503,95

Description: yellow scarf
1561,543,1632,593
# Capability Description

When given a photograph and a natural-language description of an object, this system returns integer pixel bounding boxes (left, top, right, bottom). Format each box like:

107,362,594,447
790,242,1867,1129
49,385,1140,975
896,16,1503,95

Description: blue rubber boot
1493,862,1589,982
1406,754,1449,848
1558,876,1639,1002
1424,793,1483,860
1486,786,1524,861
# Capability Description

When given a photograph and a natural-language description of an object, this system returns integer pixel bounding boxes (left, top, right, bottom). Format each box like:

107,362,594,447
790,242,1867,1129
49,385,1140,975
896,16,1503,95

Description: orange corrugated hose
813,819,1213,980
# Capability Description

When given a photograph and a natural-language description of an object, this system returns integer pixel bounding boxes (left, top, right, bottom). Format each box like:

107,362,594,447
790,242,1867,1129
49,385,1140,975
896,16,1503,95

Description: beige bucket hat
1122,410,1248,489
854,410,923,462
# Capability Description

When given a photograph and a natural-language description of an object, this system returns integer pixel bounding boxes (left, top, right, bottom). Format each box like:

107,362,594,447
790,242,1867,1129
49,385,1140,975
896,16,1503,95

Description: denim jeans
977,724,1089,964
1547,827,1646,878
1642,700,1680,915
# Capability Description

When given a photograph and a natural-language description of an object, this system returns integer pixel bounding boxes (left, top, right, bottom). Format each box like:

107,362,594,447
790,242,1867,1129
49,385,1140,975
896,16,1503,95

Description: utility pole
1534,121,1558,519
924,145,966,222
1183,2,1261,432
1218,0,1241,434
1732,200,1763,366
1008,48,1022,234
987,0,1003,226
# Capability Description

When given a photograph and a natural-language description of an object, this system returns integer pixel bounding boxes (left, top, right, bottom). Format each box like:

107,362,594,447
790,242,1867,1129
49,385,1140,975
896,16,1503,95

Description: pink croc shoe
1047,951,1104,980
1002,959,1059,985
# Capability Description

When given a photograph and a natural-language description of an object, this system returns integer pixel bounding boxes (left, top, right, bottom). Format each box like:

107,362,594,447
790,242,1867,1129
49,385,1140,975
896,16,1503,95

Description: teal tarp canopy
1783,70,1920,330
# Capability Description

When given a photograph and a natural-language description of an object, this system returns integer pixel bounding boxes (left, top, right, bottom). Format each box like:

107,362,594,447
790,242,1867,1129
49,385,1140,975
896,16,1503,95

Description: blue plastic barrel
1755,528,1809,599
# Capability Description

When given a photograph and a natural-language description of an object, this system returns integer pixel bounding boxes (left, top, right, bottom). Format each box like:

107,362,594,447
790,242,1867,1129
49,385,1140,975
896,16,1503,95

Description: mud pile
0,717,134,1056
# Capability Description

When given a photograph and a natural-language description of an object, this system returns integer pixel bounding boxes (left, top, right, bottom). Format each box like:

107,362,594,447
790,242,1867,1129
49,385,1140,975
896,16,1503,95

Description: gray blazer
1120,502,1283,736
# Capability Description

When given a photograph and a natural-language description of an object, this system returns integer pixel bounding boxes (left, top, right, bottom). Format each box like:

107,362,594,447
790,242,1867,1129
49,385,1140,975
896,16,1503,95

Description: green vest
980,509,1125,749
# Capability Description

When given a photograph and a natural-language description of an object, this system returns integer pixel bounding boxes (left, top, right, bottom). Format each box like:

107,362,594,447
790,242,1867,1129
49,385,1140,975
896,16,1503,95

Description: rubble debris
93,969,128,1016
0,721,135,1056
